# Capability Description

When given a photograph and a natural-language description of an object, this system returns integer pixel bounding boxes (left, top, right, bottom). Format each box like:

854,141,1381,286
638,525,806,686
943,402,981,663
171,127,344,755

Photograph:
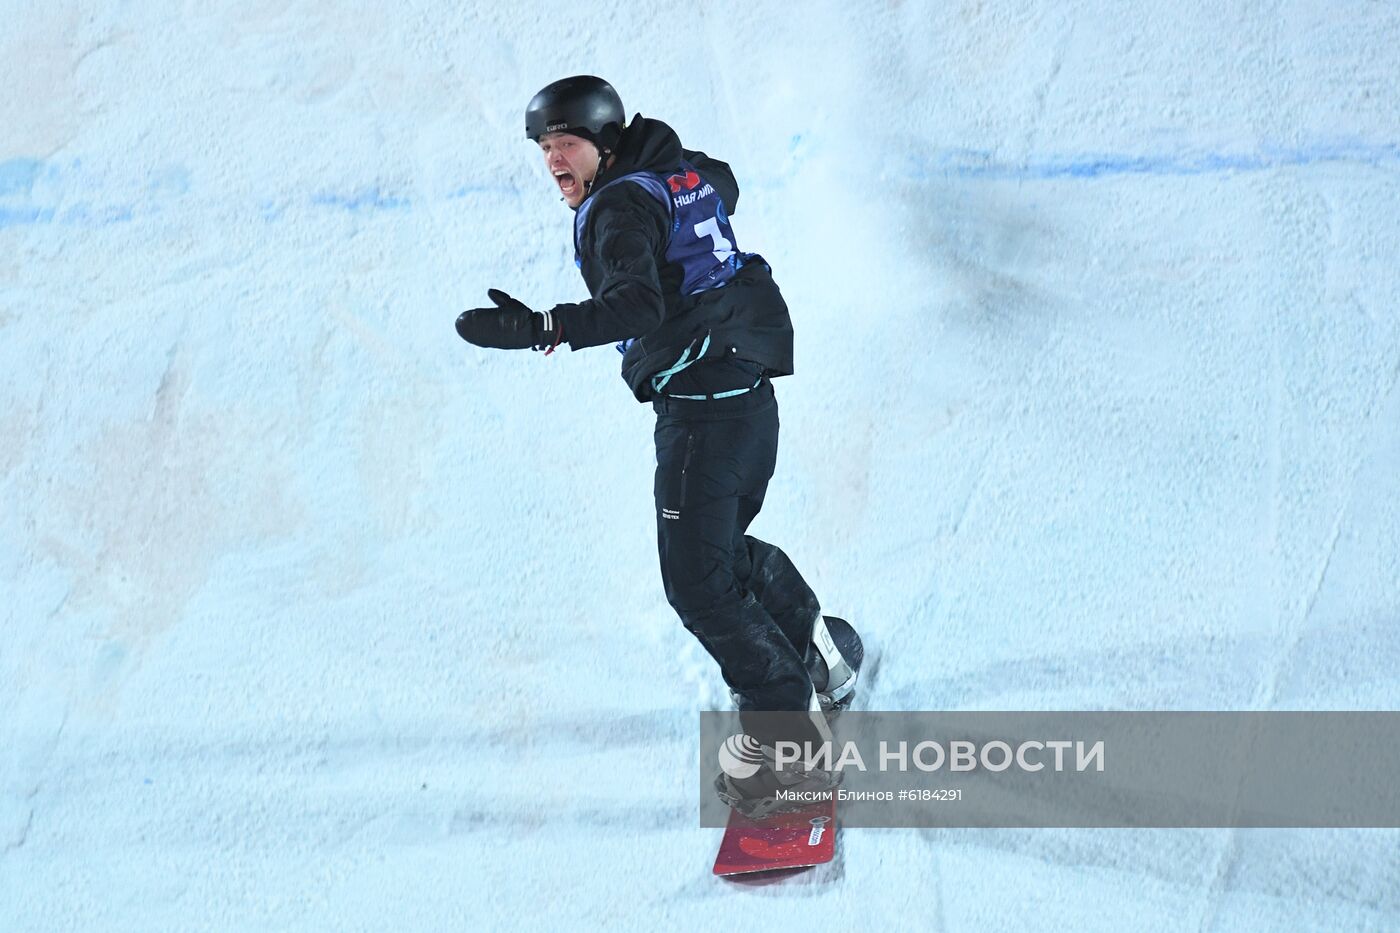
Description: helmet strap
583,148,607,197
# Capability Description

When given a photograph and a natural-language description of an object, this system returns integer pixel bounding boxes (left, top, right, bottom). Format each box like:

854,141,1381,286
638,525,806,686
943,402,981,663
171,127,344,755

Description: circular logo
717,733,765,778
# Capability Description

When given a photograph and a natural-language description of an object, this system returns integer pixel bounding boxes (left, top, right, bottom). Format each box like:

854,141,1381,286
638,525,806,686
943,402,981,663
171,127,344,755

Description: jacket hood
586,113,740,215
607,113,682,176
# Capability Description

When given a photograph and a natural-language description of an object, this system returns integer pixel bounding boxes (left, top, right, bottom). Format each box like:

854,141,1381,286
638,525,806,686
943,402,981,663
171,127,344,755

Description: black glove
455,289,561,351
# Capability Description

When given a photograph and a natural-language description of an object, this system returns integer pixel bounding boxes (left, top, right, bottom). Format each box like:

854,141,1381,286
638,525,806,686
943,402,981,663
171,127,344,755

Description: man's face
539,131,601,209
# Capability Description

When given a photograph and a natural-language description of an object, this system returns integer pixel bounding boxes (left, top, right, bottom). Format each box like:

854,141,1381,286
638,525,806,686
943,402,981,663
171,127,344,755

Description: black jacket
550,115,795,402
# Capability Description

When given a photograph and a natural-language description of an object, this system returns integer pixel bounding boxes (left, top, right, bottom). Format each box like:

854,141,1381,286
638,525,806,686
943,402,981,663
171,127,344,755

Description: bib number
693,217,735,263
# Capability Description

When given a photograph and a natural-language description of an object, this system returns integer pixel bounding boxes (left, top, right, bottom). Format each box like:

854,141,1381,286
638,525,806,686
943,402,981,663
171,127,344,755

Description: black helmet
525,75,625,148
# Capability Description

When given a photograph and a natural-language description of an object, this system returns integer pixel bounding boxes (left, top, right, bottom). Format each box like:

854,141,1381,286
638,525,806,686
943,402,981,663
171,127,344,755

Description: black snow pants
652,378,826,743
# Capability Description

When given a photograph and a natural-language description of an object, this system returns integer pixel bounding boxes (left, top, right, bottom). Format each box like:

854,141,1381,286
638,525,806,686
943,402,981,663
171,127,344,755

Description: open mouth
554,171,578,197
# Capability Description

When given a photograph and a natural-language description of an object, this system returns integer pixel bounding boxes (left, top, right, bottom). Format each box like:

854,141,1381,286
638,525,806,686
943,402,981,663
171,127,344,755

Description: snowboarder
454,75,858,812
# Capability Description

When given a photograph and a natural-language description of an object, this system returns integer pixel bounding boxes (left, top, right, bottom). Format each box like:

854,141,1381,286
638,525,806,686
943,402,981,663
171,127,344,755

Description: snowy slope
3,1,1399,929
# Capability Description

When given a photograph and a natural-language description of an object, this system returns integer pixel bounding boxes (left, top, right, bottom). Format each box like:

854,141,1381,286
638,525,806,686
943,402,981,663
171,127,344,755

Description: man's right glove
455,289,561,351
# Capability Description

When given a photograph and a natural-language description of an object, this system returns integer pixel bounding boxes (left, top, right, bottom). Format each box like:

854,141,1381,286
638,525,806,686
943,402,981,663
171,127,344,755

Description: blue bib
574,160,753,355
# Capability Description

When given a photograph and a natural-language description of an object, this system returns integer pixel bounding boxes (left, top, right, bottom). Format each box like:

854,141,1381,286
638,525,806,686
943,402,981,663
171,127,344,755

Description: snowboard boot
713,731,843,820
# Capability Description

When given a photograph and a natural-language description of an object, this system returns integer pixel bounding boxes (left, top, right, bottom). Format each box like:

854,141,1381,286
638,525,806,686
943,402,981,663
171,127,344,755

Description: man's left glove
455,289,561,352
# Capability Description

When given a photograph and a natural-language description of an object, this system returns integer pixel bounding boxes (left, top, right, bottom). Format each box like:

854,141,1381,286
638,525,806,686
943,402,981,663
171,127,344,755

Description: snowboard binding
807,615,862,715
713,753,842,820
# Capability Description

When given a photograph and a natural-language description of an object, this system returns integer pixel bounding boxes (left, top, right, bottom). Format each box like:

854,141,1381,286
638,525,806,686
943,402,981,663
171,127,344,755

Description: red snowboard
712,796,837,876
711,617,863,878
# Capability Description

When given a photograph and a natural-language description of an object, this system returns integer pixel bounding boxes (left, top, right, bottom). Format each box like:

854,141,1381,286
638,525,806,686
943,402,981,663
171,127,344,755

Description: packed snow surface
3,2,1399,929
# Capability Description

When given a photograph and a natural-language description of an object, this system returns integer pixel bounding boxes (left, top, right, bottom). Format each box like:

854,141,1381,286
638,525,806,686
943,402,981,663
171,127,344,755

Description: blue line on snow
919,140,1400,180
2,141,1398,229
309,185,411,212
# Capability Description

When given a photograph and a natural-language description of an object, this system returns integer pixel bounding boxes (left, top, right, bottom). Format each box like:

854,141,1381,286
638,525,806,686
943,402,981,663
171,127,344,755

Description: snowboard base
712,795,836,876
